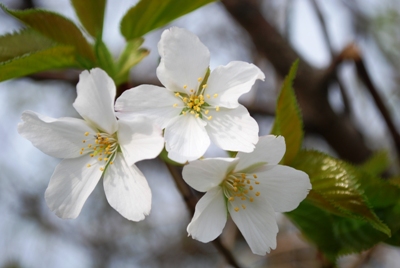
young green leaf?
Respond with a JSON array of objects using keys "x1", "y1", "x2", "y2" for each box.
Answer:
[
  {"x1": 0, "y1": 29, "x2": 55, "y2": 62},
  {"x1": 0, "y1": 46, "x2": 79, "y2": 82},
  {"x1": 120, "y1": 0, "x2": 215, "y2": 40},
  {"x1": 1, "y1": 5, "x2": 96, "y2": 62},
  {"x1": 70, "y1": 0, "x2": 106, "y2": 39},
  {"x1": 270, "y1": 59, "x2": 304, "y2": 164},
  {"x1": 359, "y1": 150, "x2": 389, "y2": 176},
  {"x1": 114, "y1": 38, "x2": 149, "y2": 85},
  {"x1": 292, "y1": 150, "x2": 391, "y2": 236}
]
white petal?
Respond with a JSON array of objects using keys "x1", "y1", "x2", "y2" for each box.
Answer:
[
  {"x1": 18, "y1": 111, "x2": 97, "y2": 159},
  {"x1": 103, "y1": 153, "x2": 151, "y2": 221},
  {"x1": 206, "y1": 61, "x2": 265, "y2": 108},
  {"x1": 253, "y1": 165, "x2": 311, "y2": 212},
  {"x1": 157, "y1": 27, "x2": 210, "y2": 94},
  {"x1": 187, "y1": 187, "x2": 227, "y2": 243},
  {"x1": 182, "y1": 158, "x2": 239, "y2": 192},
  {"x1": 205, "y1": 105, "x2": 258, "y2": 153},
  {"x1": 45, "y1": 154, "x2": 102, "y2": 219},
  {"x1": 235, "y1": 135, "x2": 285, "y2": 172},
  {"x1": 229, "y1": 196, "x2": 278, "y2": 255},
  {"x1": 117, "y1": 118, "x2": 164, "y2": 166},
  {"x1": 164, "y1": 115, "x2": 210, "y2": 163},
  {"x1": 115, "y1": 85, "x2": 181, "y2": 129},
  {"x1": 73, "y1": 68, "x2": 118, "y2": 134}
]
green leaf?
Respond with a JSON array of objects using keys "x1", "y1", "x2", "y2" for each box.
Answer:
[
  {"x1": 1, "y1": 4, "x2": 96, "y2": 62},
  {"x1": 120, "y1": 0, "x2": 215, "y2": 40},
  {"x1": 292, "y1": 150, "x2": 391, "y2": 236},
  {"x1": 359, "y1": 150, "x2": 389, "y2": 176},
  {"x1": 71, "y1": 0, "x2": 106, "y2": 39},
  {"x1": 95, "y1": 40, "x2": 116, "y2": 79},
  {"x1": 0, "y1": 45, "x2": 79, "y2": 82},
  {"x1": 287, "y1": 200, "x2": 399, "y2": 260},
  {"x1": 0, "y1": 28, "x2": 56, "y2": 62},
  {"x1": 270, "y1": 60, "x2": 303, "y2": 164},
  {"x1": 114, "y1": 38, "x2": 149, "y2": 85}
]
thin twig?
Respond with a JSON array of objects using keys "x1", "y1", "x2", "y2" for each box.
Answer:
[
  {"x1": 165, "y1": 162, "x2": 242, "y2": 268},
  {"x1": 354, "y1": 57, "x2": 400, "y2": 160},
  {"x1": 309, "y1": 0, "x2": 351, "y2": 114}
]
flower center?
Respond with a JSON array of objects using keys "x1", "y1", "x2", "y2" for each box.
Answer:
[
  {"x1": 222, "y1": 172, "x2": 261, "y2": 212},
  {"x1": 80, "y1": 131, "x2": 118, "y2": 172},
  {"x1": 172, "y1": 77, "x2": 220, "y2": 120}
]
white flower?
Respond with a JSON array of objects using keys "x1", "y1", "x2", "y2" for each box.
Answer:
[
  {"x1": 182, "y1": 135, "x2": 311, "y2": 255},
  {"x1": 18, "y1": 68, "x2": 164, "y2": 221},
  {"x1": 115, "y1": 27, "x2": 264, "y2": 163}
]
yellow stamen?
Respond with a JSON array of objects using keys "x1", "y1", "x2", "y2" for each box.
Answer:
[
  {"x1": 207, "y1": 116, "x2": 212, "y2": 120},
  {"x1": 82, "y1": 140, "x2": 86, "y2": 143},
  {"x1": 206, "y1": 94, "x2": 210, "y2": 98},
  {"x1": 100, "y1": 167, "x2": 104, "y2": 171},
  {"x1": 175, "y1": 92, "x2": 180, "y2": 97},
  {"x1": 242, "y1": 204, "x2": 246, "y2": 209},
  {"x1": 90, "y1": 154, "x2": 94, "y2": 157},
  {"x1": 234, "y1": 207, "x2": 240, "y2": 212},
  {"x1": 228, "y1": 197, "x2": 234, "y2": 201},
  {"x1": 173, "y1": 103, "x2": 178, "y2": 108},
  {"x1": 110, "y1": 161, "x2": 114, "y2": 165},
  {"x1": 195, "y1": 114, "x2": 199, "y2": 118},
  {"x1": 202, "y1": 84, "x2": 207, "y2": 88},
  {"x1": 87, "y1": 164, "x2": 91, "y2": 168},
  {"x1": 255, "y1": 181, "x2": 260, "y2": 185},
  {"x1": 183, "y1": 85, "x2": 187, "y2": 89},
  {"x1": 249, "y1": 186, "x2": 253, "y2": 190},
  {"x1": 84, "y1": 132, "x2": 89, "y2": 136},
  {"x1": 213, "y1": 93, "x2": 218, "y2": 98},
  {"x1": 197, "y1": 77, "x2": 202, "y2": 82},
  {"x1": 204, "y1": 110, "x2": 209, "y2": 115},
  {"x1": 250, "y1": 197, "x2": 254, "y2": 202},
  {"x1": 216, "y1": 106, "x2": 220, "y2": 112},
  {"x1": 253, "y1": 174, "x2": 258, "y2": 178},
  {"x1": 256, "y1": 192, "x2": 260, "y2": 196}
]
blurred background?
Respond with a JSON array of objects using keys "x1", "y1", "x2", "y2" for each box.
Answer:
[{"x1": 1, "y1": 0, "x2": 400, "y2": 267}]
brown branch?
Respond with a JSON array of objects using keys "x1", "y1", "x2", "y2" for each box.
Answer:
[{"x1": 165, "y1": 162, "x2": 242, "y2": 268}]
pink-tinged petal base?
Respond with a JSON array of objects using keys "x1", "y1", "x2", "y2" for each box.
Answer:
[
  {"x1": 103, "y1": 153, "x2": 152, "y2": 222},
  {"x1": 45, "y1": 154, "x2": 102, "y2": 219},
  {"x1": 187, "y1": 187, "x2": 227, "y2": 243}
]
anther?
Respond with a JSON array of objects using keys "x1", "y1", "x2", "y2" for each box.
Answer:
[
  {"x1": 255, "y1": 181, "x2": 260, "y2": 185},
  {"x1": 90, "y1": 154, "x2": 94, "y2": 157},
  {"x1": 213, "y1": 94, "x2": 218, "y2": 98},
  {"x1": 175, "y1": 92, "x2": 180, "y2": 97},
  {"x1": 197, "y1": 77, "x2": 202, "y2": 82},
  {"x1": 206, "y1": 94, "x2": 210, "y2": 98},
  {"x1": 216, "y1": 106, "x2": 220, "y2": 111},
  {"x1": 88, "y1": 144, "x2": 92, "y2": 148},
  {"x1": 80, "y1": 151, "x2": 83, "y2": 155},
  {"x1": 202, "y1": 84, "x2": 207, "y2": 88},
  {"x1": 87, "y1": 164, "x2": 91, "y2": 168},
  {"x1": 207, "y1": 116, "x2": 212, "y2": 120},
  {"x1": 242, "y1": 204, "x2": 246, "y2": 209},
  {"x1": 195, "y1": 114, "x2": 199, "y2": 118},
  {"x1": 253, "y1": 174, "x2": 258, "y2": 178},
  {"x1": 82, "y1": 140, "x2": 86, "y2": 143},
  {"x1": 173, "y1": 103, "x2": 178, "y2": 108},
  {"x1": 233, "y1": 187, "x2": 238, "y2": 192},
  {"x1": 190, "y1": 89, "x2": 194, "y2": 93},
  {"x1": 183, "y1": 85, "x2": 187, "y2": 89},
  {"x1": 256, "y1": 192, "x2": 260, "y2": 196},
  {"x1": 110, "y1": 161, "x2": 114, "y2": 165},
  {"x1": 228, "y1": 197, "x2": 234, "y2": 201},
  {"x1": 98, "y1": 157, "x2": 103, "y2": 161},
  {"x1": 250, "y1": 197, "x2": 254, "y2": 202},
  {"x1": 100, "y1": 167, "x2": 104, "y2": 171},
  {"x1": 241, "y1": 197, "x2": 246, "y2": 200},
  {"x1": 247, "y1": 179, "x2": 250, "y2": 184},
  {"x1": 84, "y1": 132, "x2": 89, "y2": 136},
  {"x1": 234, "y1": 207, "x2": 240, "y2": 212},
  {"x1": 204, "y1": 110, "x2": 209, "y2": 115},
  {"x1": 249, "y1": 186, "x2": 253, "y2": 190}
]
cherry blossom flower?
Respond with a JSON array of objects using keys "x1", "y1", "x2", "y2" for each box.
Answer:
[
  {"x1": 115, "y1": 27, "x2": 264, "y2": 163},
  {"x1": 18, "y1": 68, "x2": 164, "y2": 221},
  {"x1": 182, "y1": 135, "x2": 311, "y2": 255}
]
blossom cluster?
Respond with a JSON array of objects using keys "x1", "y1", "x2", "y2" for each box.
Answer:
[{"x1": 18, "y1": 27, "x2": 311, "y2": 255}]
